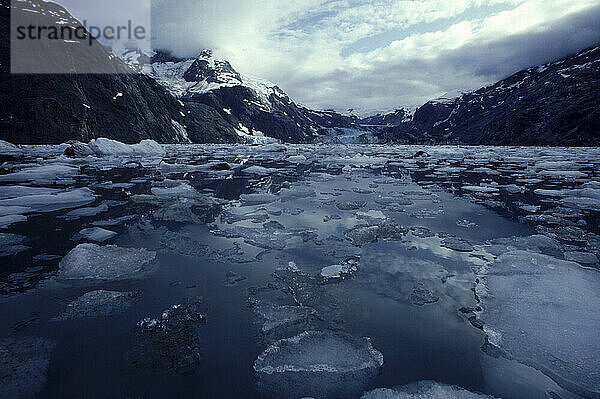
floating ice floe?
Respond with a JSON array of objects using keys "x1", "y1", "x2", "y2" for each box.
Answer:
[
  {"x1": 58, "y1": 243, "x2": 156, "y2": 281},
  {"x1": 152, "y1": 199, "x2": 202, "y2": 224},
  {"x1": 441, "y1": 236, "x2": 475, "y2": 252},
  {"x1": 478, "y1": 250, "x2": 600, "y2": 396},
  {"x1": 564, "y1": 251, "x2": 599, "y2": 266},
  {"x1": 361, "y1": 381, "x2": 493, "y2": 398},
  {"x1": 0, "y1": 140, "x2": 23, "y2": 159},
  {"x1": 252, "y1": 301, "x2": 315, "y2": 333},
  {"x1": 260, "y1": 143, "x2": 287, "y2": 152},
  {"x1": 336, "y1": 201, "x2": 367, "y2": 211},
  {"x1": 320, "y1": 256, "x2": 360, "y2": 281},
  {"x1": 0, "y1": 214, "x2": 27, "y2": 228},
  {"x1": 65, "y1": 203, "x2": 109, "y2": 218},
  {"x1": 151, "y1": 182, "x2": 201, "y2": 199},
  {"x1": 128, "y1": 301, "x2": 206, "y2": 375},
  {"x1": 0, "y1": 186, "x2": 62, "y2": 199},
  {"x1": 66, "y1": 138, "x2": 166, "y2": 158},
  {"x1": 345, "y1": 223, "x2": 408, "y2": 246},
  {"x1": 74, "y1": 227, "x2": 117, "y2": 243},
  {"x1": 0, "y1": 164, "x2": 80, "y2": 185},
  {"x1": 0, "y1": 233, "x2": 29, "y2": 257},
  {"x1": 0, "y1": 188, "x2": 96, "y2": 213},
  {"x1": 254, "y1": 330, "x2": 384, "y2": 399},
  {"x1": 52, "y1": 290, "x2": 140, "y2": 321},
  {"x1": 239, "y1": 193, "x2": 278, "y2": 206},
  {"x1": 0, "y1": 336, "x2": 57, "y2": 399}
]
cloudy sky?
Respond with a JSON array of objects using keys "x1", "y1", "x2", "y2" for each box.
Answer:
[{"x1": 61, "y1": 0, "x2": 600, "y2": 114}]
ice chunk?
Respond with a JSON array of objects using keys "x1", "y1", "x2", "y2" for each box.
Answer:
[
  {"x1": 0, "y1": 188, "x2": 96, "y2": 213},
  {"x1": 478, "y1": 250, "x2": 600, "y2": 396},
  {"x1": 320, "y1": 256, "x2": 360, "y2": 281},
  {"x1": 128, "y1": 301, "x2": 206, "y2": 375},
  {"x1": 441, "y1": 237, "x2": 474, "y2": 252},
  {"x1": 361, "y1": 381, "x2": 493, "y2": 398},
  {"x1": 0, "y1": 214, "x2": 27, "y2": 228},
  {"x1": 241, "y1": 165, "x2": 273, "y2": 175},
  {"x1": 336, "y1": 201, "x2": 367, "y2": 211},
  {"x1": 52, "y1": 290, "x2": 140, "y2": 321},
  {"x1": 91, "y1": 215, "x2": 138, "y2": 227},
  {"x1": 254, "y1": 331, "x2": 383, "y2": 399},
  {"x1": 487, "y1": 235, "x2": 561, "y2": 257},
  {"x1": 410, "y1": 283, "x2": 440, "y2": 306},
  {"x1": 75, "y1": 227, "x2": 117, "y2": 243},
  {"x1": 152, "y1": 199, "x2": 202, "y2": 224},
  {"x1": 260, "y1": 143, "x2": 287, "y2": 152},
  {"x1": 0, "y1": 186, "x2": 62, "y2": 199},
  {"x1": 0, "y1": 233, "x2": 29, "y2": 257},
  {"x1": 58, "y1": 243, "x2": 156, "y2": 281},
  {"x1": 0, "y1": 205, "x2": 32, "y2": 216},
  {"x1": 462, "y1": 185, "x2": 499, "y2": 193},
  {"x1": 85, "y1": 138, "x2": 166, "y2": 157},
  {"x1": 0, "y1": 139, "x2": 23, "y2": 159},
  {"x1": 0, "y1": 336, "x2": 57, "y2": 399},
  {"x1": 253, "y1": 302, "x2": 315, "y2": 333},
  {"x1": 345, "y1": 223, "x2": 408, "y2": 246},
  {"x1": 564, "y1": 251, "x2": 599, "y2": 266},
  {"x1": 151, "y1": 182, "x2": 201, "y2": 199},
  {"x1": 65, "y1": 203, "x2": 109, "y2": 218},
  {"x1": 0, "y1": 164, "x2": 80, "y2": 184},
  {"x1": 239, "y1": 193, "x2": 278, "y2": 206}
]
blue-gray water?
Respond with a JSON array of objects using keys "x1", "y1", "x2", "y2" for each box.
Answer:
[{"x1": 1, "y1": 145, "x2": 599, "y2": 399}]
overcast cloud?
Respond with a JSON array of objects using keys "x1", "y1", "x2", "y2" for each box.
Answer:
[{"x1": 59, "y1": 0, "x2": 600, "y2": 114}]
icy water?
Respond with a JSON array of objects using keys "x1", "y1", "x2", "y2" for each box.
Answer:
[{"x1": 1, "y1": 144, "x2": 599, "y2": 399}]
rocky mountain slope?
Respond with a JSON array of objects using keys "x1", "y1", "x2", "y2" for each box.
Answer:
[
  {"x1": 0, "y1": 0, "x2": 200, "y2": 144},
  {"x1": 384, "y1": 45, "x2": 600, "y2": 146},
  {"x1": 127, "y1": 49, "x2": 319, "y2": 143}
]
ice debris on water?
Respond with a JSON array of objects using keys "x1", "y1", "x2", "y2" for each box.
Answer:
[
  {"x1": 0, "y1": 139, "x2": 23, "y2": 160},
  {"x1": 65, "y1": 138, "x2": 166, "y2": 158},
  {"x1": 0, "y1": 188, "x2": 96, "y2": 213},
  {"x1": 478, "y1": 250, "x2": 600, "y2": 396},
  {"x1": 252, "y1": 301, "x2": 316, "y2": 333},
  {"x1": 0, "y1": 336, "x2": 57, "y2": 399},
  {"x1": 52, "y1": 290, "x2": 140, "y2": 321},
  {"x1": 320, "y1": 256, "x2": 360, "y2": 282},
  {"x1": 441, "y1": 236, "x2": 475, "y2": 252},
  {"x1": 74, "y1": 227, "x2": 117, "y2": 243},
  {"x1": 410, "y1": 283, "x2": 440, "y2": 306},
  {"x1": 361, "y1": 381, "x2": 494, "y2": 399},
  {"x1": 254, "y1": 330, "x2": 384, "y2": 399},
  {"x1": 0, "y1": 233, "x2": 29, "y2": 257},
  {"x1": 0, "y1": 164, "x2": 79, "y2": 185},
  {"x1": 128, "y1": 301, "x2": 206, "y2": 375},
  {"x1": 336, "y1": 201, "x2": 368, "y2": 211},
  {"x1": 224, "y1": 271, "x2": 247, "y2": 286},
  {"x1": 58, "y1": 243, "x2": 156, "y2": 281}
]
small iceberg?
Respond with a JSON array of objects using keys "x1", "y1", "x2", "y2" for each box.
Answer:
[
  {"x1": 58, "y1": 243, "x2": 156, "y2": 281},
  {"x1": 254, "y1": 330, "x2": 383, "y2": 399}
]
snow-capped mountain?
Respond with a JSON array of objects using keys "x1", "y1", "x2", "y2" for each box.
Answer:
[
  {"x1": 0, "y1": 0, "x2": 191, "y2": 144},
  {"x1": 118, "y1": 48, "x2": 381, "y2": 144},
  {"x1": 382, "y1": 45, "x2": 600, "y2": 145},
  {"x1": 116, "y1": 49, "x2": 314, "y2": 143}
]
